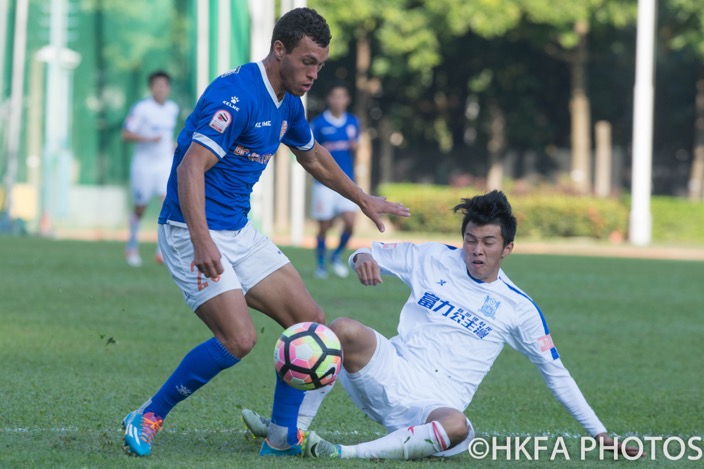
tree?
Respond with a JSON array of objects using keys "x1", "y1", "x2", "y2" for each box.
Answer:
[{"x1": 663, "y1": 0, "x2": 704, "y2": 200}]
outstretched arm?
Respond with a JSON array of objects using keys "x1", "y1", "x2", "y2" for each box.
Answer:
[
  {"x1": 536, "y1": 360, "x2": 642, "y2": 458},
  {"x1": 291, "y1": 142, "x2": 410, "y2": 232}
]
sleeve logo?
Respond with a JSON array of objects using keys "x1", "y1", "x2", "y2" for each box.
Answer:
[
  {"x1": 538, "y1": 334, "x2": 554, "y2": 352},
  {"x1": 209, "y1": 110, "x2": 232, "y2": 134}
]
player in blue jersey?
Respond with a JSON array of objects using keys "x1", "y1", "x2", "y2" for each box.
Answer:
[
  {"x1": 242, "y1": 191, "x2": 640, "y2": 460},
  {"x1": 121, "y1": 7, "x2": 409, "y2": 458},
  {"x1": 309, "y1": 82, "x2": 359, "y2": 279}
]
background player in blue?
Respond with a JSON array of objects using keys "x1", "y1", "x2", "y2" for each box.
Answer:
[
  {"x1": 309, "y1": 82, "x2": 360, "y2": 279},
  {"x1": 121, "y1": 7, "x2": 409, "y2": 458},
  {"x1": 242, "y1": 191, "x2": 640, "y2": 460}
]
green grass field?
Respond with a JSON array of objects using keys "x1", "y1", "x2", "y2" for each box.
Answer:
[{"x1": 1, "y1": 236, "x2": 702, "y2": 468}]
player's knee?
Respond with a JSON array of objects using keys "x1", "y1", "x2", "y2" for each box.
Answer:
[
  {"x1": 441, "y1": 413, "x2": 472, "y2": 446},
  {"x1": 328, "y1": 317, "x2": 363, "y2": 346},
  {"x1": 218, "y1": 331, "x2": 257, "y2": 358}
]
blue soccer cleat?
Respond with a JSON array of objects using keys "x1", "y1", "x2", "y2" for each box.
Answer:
[
  {"x1": 122, "y1": 410, "x2": 164, "y2": 457},
  {"x1": 259, "y1": 429, "x2": 306, "y2": 456}
]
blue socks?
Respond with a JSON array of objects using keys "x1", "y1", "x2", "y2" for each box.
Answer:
[
  {"x1": 332, "y1": 231, "x2": 352, "y2": 260},
  {"x1": 270, "y1": 373, "x2": 305, "y2": 446},
  {"x1": 316, "y1": 236, "x2": 326, "y2": 267},
  {"x1": 144, "y1": 337, "x2": 240, "y2": 419}
]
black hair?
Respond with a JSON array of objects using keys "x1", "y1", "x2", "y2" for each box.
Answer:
[
  {"x1": 148, "y1": 70, "x2": 171, "y2": 86},
  {"x1": 325, "y1": 80, "x2": 351, "y2": 97},
  {"x1": 271, "y1": 7, "x2": 331, "y2": 52},
  {"x1": 453, "y1": 190, "x2": 517, "y2": 246}
]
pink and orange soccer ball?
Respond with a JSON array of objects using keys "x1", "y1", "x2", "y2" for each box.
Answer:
[{"x1": 274, "y1": 322, "x2": 343, "y2": 391}]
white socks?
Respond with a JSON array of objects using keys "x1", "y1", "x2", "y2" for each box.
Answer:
[
  {"x1": 341, "y1": 421, "x2": 450, "y2": 460},
  {"x1": 297, "y1": 382, "x2": 335, "y2": 431}
]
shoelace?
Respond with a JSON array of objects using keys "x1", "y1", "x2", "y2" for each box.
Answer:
[{"x1": 140, "y1": 413, "x2": 164, "y2": 443}]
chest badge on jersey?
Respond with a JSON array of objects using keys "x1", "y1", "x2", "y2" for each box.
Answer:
[
  {"x1": 479, "y1": 295, "x2": 500, "y2": 319},
  {"x1": 279, "y1": 120, "x2": 288, "y2": 139},
  {"x1": 209, "y1": 110, "x2": 232, "y2": 134}
]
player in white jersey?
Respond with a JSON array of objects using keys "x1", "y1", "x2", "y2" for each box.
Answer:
[
  {"x1": 242, "y1": 191, "x2": 640, "y2": 460},
  {"x1": 122, "y1": 71, "x2": 179, "y2": 267}
]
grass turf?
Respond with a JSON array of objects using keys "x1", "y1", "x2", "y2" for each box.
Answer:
[{"x1": 0, "y1": 236, "x2": 702, "y2": 468}]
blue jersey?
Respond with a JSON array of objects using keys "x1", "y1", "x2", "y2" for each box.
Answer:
[
  {"x1": 310, "y1": 110, "x2": 359, "y2": 182},
  {"x1": 159, "y1": 62, "x2": 314, "y2": 230}
]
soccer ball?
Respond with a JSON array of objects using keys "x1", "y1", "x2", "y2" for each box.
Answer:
[{"x1": 274, "y1": 322, "x2": 343, "y2": 391}]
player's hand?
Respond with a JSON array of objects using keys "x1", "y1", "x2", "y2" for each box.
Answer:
[
  {"x1": 191, "y1": 237, "x2": 224, "y2": 280},
  {"x1": 353, "y1": 253, "x2": 382, "y2": 286},
  {"x1": 595, "y1": 433, "x2": 643, "y2": 458},
  {"x1": 359, "y1": 194, "x2": 410, "y2": 233}
]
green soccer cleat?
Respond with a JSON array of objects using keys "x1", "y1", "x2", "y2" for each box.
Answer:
[
  {"x1": 241, "y1": 408, "x2": 270, "y2": 438},
  {"x1": 122, "y1": 410, "x2": 163, "y2": 457},
  {"x1": 305, "y1": 430, "x2": 342, "y2": 459}
]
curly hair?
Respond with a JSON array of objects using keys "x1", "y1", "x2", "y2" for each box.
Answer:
[
  {"x1": 271, "y1": 7, "x2": 331, "y2": 52},
  {"x1": 453, "y1": 190, "x2": 517, "y2": 246}
]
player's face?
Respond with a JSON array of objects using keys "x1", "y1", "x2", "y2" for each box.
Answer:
[
  {"x1": 150, "y1": 77, "x2": 171, "y2": 104},
  {"x1": 278, "y1": 36, "x2": 329, "y2": 97},
  {"x1": 327, "y1": 87, "x2": 350, "y2": 116},
  {"x1": 462, "y1": 222, "x2": 513, "y2": 283}
]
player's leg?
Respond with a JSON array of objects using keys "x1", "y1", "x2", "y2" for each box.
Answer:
[
  {"x1": 123, "y1": 225, "x2": 249, "y2": 456},
  {"x1": 310, "y1": 183, "x2": 336, "y2": 279},
  {"x1": 315, "y1": 219, "x2": 333, "y2": 278},
  {"x1": 126, "y1": 163, "x2": 150, "y2": 266},
  {"x1": 312, "y1": 408, "x2": 470, "y2": 459},
  {"x1": 330, "y1": 204, "x2": 356, "y2": 278},
  {"x1": 245, "y1": 264, "x2": 326, "y2": 454}
]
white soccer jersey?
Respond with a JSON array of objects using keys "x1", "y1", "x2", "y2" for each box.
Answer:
[
  {"x1": 124, "y1": 97, "x2": 179, "y2": 166},
  {"x1": 353, "y1": 241, "x2": 607, "y2": 436}
]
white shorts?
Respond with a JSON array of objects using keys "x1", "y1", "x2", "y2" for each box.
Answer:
[
  {"x1": 310, "y1": 183, "x2": 358, "y2": 221},
  {"x1": 130, "y1": 159, "x2": 171, "y2": 205},
  {"x1": 158, "y1": 221, "x2": 290, "y2": 310},
  {"x1": 339, "y1": 330, "x2": 474, "y2": 457}
]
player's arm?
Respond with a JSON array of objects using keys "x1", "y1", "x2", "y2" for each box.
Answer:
[
  {"x1": 350, "y1": 249, "x2": 382, "y2": 286},
  {"x1": 121, "y1": 128, "x2": 160, "y2": 143},
  {"x1": 290, "y1": 142, "x2": 410, "y2": 232},
  {"x1": 534, "y1": 360, "x2": 642, "y2": 458},
  {"x1": 176, "y1": 142, "x2": 222, "y2": 279}
]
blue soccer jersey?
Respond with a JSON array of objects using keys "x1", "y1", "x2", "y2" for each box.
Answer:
[
  {"x1": 159, "y1": 62, "x2": 315, "y2": 230},
  {"x1": 310, "y1": 110, "x2": 359, "y2": 181}
]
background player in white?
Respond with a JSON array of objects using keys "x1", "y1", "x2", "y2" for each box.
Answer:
[
  {"x1": 243, "y1": 190, "x2": 639, "y2": 460},
  {"x1": 309, "y1": 82, "x2": 359, "y2": 279},
  {"x1": 121, "y1": 8, "x2": 409, "y2": 458},
  {"x1": 122, "y1": 71, "x2": 179, "y2": 267}
]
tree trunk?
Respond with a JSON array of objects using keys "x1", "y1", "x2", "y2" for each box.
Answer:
[
  {"x1": 688, "y1": 79, "x2": 704, "y2": 201},
  {"x1": 486, "y1": 100, "x2": 506, "y2": 190},
  {"x1": 569, "y1": 19, "x2": 592, "y2": 194},
  {"x1": 354, "y1": 29, "x2": 372, "y2": 196}
]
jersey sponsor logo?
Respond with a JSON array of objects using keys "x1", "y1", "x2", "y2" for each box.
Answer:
[
  {"x1": 234, "y1": 145, "x2": 274, "y2": 165},
  {"x1": 255, "y1": 120, "x2": 271, "y2": 128},
  {"x1": 222, "y1": 96, "x2": 240, "y2": 111},
  {"x1": 479, "y1": 295, "x2": 501, "y2": 319},
  {"x1": 537, "y1": 334, "x2": 554, "y2": 352},
  {"x1": 322, "y1": 140, "x2": 351, "y2": 152},
  {"x1": 279, "y1": 120, "x2": 288, "y2": 139},
  {"x1": 209, "y1": 110, "x2": 232, "y2": 134},
  {"x1": 418, "y1": 291, "x2": 493, "y2": 339}
]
